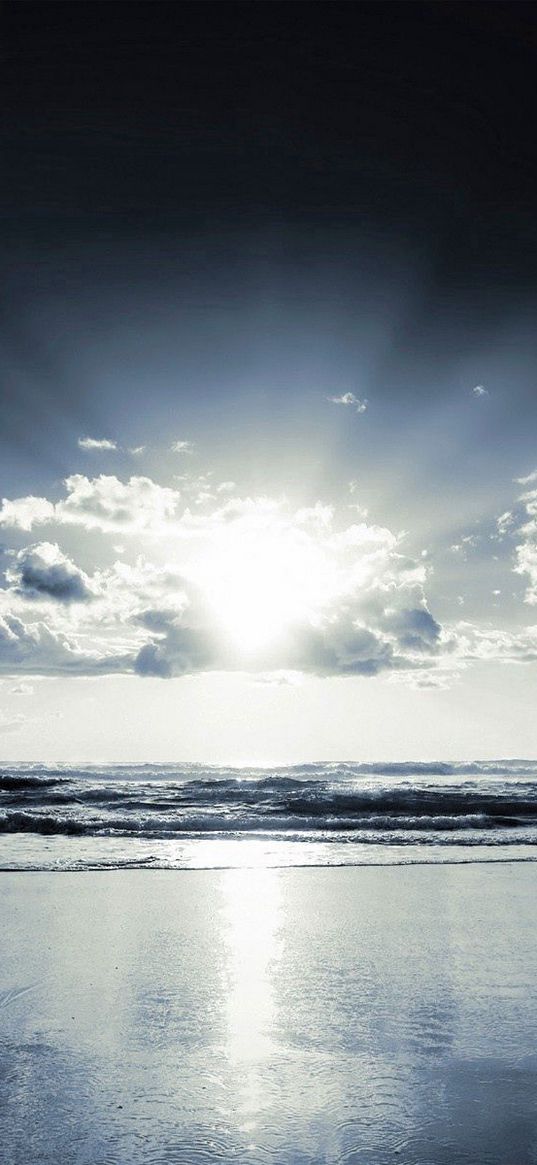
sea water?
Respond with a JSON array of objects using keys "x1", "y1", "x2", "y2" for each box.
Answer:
[{"x1": 1, "y1": 759, "x2": 537, "y2": 870}]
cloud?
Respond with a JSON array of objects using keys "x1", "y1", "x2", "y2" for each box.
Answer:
[
  {"x1": 170, "y1": 440, "x2": 195, "y2": 453},
  {"x1": 514, "y1": 503, "x2": 537, "y2": 604},
  {"x1": 132, "y1": 603, "x2": 216, "y2": 678},
  {"x1": 129, "y1": 445, "x2": 146, "y2": 456},
  {"x1": 172, "y1": 471, "x2": 217, "y2": 506},
  {"x1": 500, "y1": 477, "x2": 537, "y2": 603},
  {"x1": 472, "y1": 385, "x2": 489, "y2": 397},
  {"x1": 0, "y1": 613, "x2": 131, "y2": 676},
  {"x1": 56, "y1": 475, "x2": 179, "y2": 533},
  {"x1": 327, "y1": 392, "x2": 368, "y2": 413},
  {"x1": 123, "y1": 509, "x2": 444, "y2": 681},
  {"x1": 0, "y1": 475, "x2": 180, "y2": 534},
  {"x1": 454, "y1": 622, "x2": 537, "y2": 664},
  {"x1": 516, "y1": 469, "x2": 537, "y2": 486},
  {"x1": 6, "y1": 543, "x2": 93, "y2": 603},
  {"x1": 134, "y1": 627, "x2": 213, "y2": 678},
  {"x1": 0, "y1": 496, "x2": 55, "y2": 532},
  {"x1": 78, "y1": 437, "x2": 118, "y2": 451},
  {"x1": 3, "y1": 476, "x2": 532, "y2": 684},
  {"x1": 134, "y1": 642, "x2": 173, "y2": 678},
  {"x1": 129, "y1": 602, "x2": 402, "y2": 680},
  {"x1": 496, "y1": 510, "x2": 514, "y2": 537},
  {"x1": 450, "y1": 534, "x2": 479, "y2": 556},
  {"x1": 382, "y1": 606, "x2": 442, "y2": 653}
]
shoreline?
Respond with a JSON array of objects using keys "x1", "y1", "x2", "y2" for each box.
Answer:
[{"x1": 1, "y1": 851, "x2": 537, "y2": 873}]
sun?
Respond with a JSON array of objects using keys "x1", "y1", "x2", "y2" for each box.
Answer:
[{"x1": 194, "y1": 522, "x2": 334, "y2": 655}]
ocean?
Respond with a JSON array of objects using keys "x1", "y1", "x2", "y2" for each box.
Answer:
[
  {"x1": 3, "y1": 765, "x2": 537, "y2": 1163},
  {"x1": 2, "y1": 759, "x2": 537, "y2": 871}
]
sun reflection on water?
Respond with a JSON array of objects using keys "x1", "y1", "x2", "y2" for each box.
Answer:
[
  {"x1": 221, "y1": 867, "x2": 282, "y2": 1136},
  {"x1": 222, "y1": 867, "x2": 282, "y2": 1063}
]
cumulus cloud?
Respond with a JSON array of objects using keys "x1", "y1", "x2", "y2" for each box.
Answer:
[
  {"x1": 0, "y1": 496, "x2": 55, "y2": 532},
  {"x1": 327, "y1": 392, "x2": 368, "y2": 412},
  {"x1": 0, "y1": 613, "x2": 130, "y2": 676},
  {"x1": 6, "y1": 543, "x2": 93, "y2": 603},
  {"x1": 382, "y1": 607, "x2": 442, "y2": 653},
  {"x1": 472, "y1": 385, "x2": 489, "y2": 397},
  {"x1": 78, "y1": 437, "x2": 117, "y2": 451},
  {"x1": 56, "y1": 475, "x2": 179, "y2": 532},
  {"x1": 134, "y1": 622, "x2": 214, "y2": 678},
  {"x1": 0, "y1": 475, "x2": 180, "y2": 534},
  {"x1": 129, "y1": 602, "x2": 401, "y2": 680}
]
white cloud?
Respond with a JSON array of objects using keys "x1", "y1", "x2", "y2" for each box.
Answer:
[
  {"x1": 0, "y1": 475, "x2": 180, "y2": 534},
  {"x1": 170, "y1": 440, "x2": 195, "y2": 454},
  {"x1": 450, "y1": 534, "x2": 478, "y2": 556},
  {"x1": 516, "y1": 468, "x2": 537, "y2": 486},
  {"x1": 453, "y1": 621, "x2": 537, "y2": 663},
  {"x1": 78, "y1": 437, "x2": 118, "y2": 451},
  {"x1": 496, "y1": 510, "x2": 514, "y2": 537},
  {"x1": 327, "y1": 392, "x2": 368, "y2": 413},
  {"x1": 56, "y1": 475, "x2": 179, "y2": 533},
  {"x1": 347, "y1": 481, "x2": 368, "y2": 517},
  {"x1": 503, "y1": 478, "x2": 537, "y2": 604},
  {"x1": 129, "y1": 445, "x2": 146, "y2": 456},
  {"x1": 472, "y1": 385, "x2": 489, "y2": 397},
  {"x1": 0, "y1": 495, "x2": 55, "y2": 532}
]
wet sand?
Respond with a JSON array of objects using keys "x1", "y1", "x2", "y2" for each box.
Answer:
[{"x1": 1, "y1": 864, "x2": 537, "y2": 1164}]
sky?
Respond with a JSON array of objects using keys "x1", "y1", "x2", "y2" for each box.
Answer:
[{"x1": 1, "y1": 1, "x2": 537, "y2": 762}]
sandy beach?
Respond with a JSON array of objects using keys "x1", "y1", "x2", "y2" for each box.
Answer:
[{"x1": 1, "y1": 863, "x2": 537, "y2": 1164}]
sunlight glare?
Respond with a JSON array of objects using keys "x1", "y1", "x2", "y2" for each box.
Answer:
[{"x1": 198, "y1": 526, "x2": 334, "y2": 653}]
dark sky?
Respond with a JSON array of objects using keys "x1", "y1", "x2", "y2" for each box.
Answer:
[
  {"x1": 1, "y1": 1, "x2": 537, "y2": 502},
  {"x1": 2, "y1": 0, "x2": 537, "y2": 275}
]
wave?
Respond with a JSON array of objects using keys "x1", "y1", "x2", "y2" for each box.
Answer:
[
  {"x1": 1, "y1": 761, "x2": 537, "y2": 849},
  {"x1": 1, "y1": 811, "x2": 536, "y2": 844},
  {"x1": 0, "y1": 773, "x2": 67, "y2": 790},
  {"x1": 4, "y1": 759, "x2": 537, "y2": 783}
]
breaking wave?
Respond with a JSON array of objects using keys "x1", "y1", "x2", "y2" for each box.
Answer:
[{"x1": 1, "y1": 761, "x2": 537, "y2": 852}]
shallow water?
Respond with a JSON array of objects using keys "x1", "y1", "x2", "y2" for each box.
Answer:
[{"x1": 1, "y1": 864, "x2": 537, "y2": 1164}]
